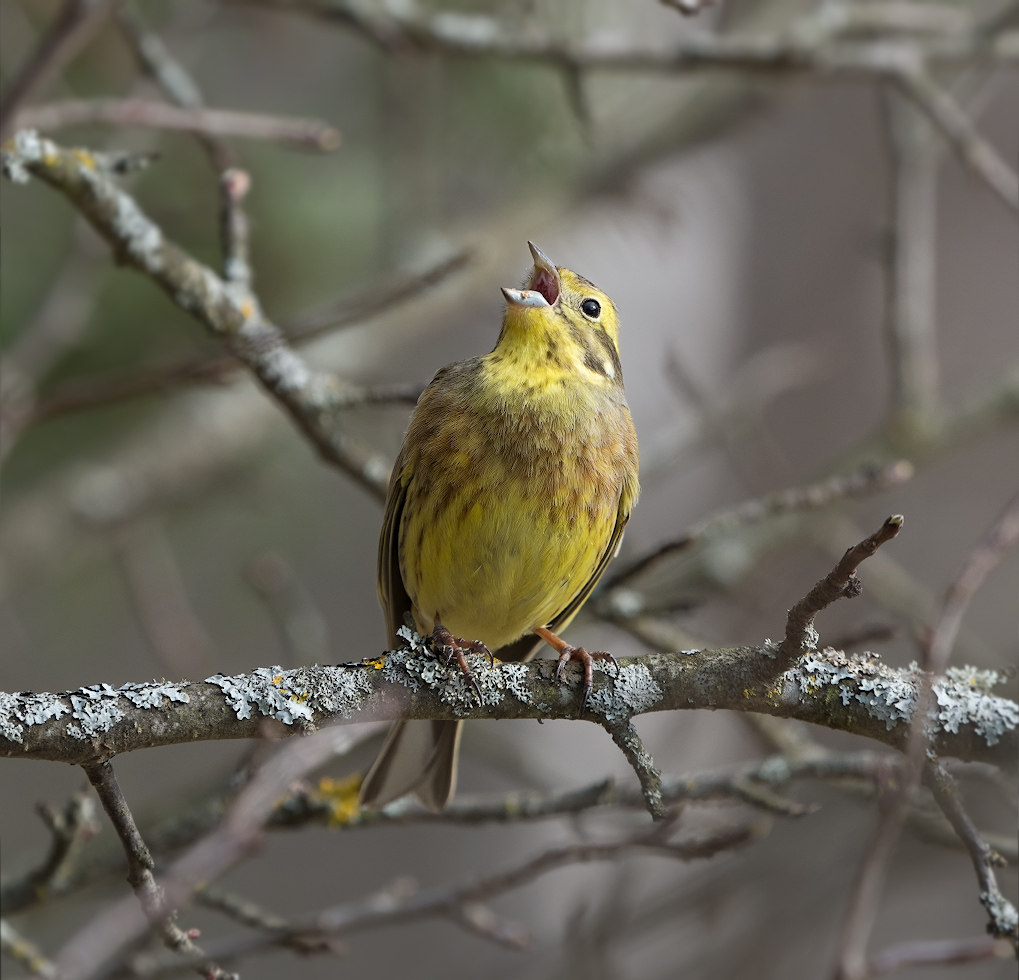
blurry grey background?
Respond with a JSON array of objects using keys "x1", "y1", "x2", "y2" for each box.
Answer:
[{"x1": 1, "y1": 0, "x2": 1017, "y2": 976}]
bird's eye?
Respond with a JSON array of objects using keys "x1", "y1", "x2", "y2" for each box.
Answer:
[{"x1": 581, "y1": 298, "x2": 601, "y2": 319}]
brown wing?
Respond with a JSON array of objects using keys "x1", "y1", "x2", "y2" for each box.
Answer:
[
  {"x1": 494, "y1": 498, "x2": 631, "y2": 664},
  {"x1": 377, "y1": 447, "x2": 413, "y2": 649}
]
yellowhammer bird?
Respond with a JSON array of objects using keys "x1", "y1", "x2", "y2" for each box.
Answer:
[{"x1": 359, "y1": 242, "x2": 639, "y2": 812}]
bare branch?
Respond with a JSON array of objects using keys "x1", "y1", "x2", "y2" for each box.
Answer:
[
  {"x1": 777, "y1": 515, "x2": 903, "y2": 671},
  {"x1": 601, "y1": 718, "x2": 666, "y2": 819},
  {"x1": 13, "y1": 99, "x2": 342, "y2": 151},
  {"x1": 1, "y1": 132, "x2": 391, "y2": 500},
  {"x1": 171, "y1": 820, "x2": 764, "y2": 971},
  {"x1": 870, "y1": 936, "x2": 1011, "y2": 975},
  {"x1": 229, "y1": 0, "x2": 1019, "y2": 208},
  {"x1": 894, "y1": 66, "x2": 1019, "y2": 212},
  {"x1": 0, "y1": 0, "x2": 125, "y2": 141},
  {"x1": 925, "y1": 759, "x2": 1018, "y2": 942},
  {"x1": 600, "y1": 462, "x2": 913, "y2": 608},
  {"x1": 56, "y1": 725, "x2": 383, "y2": 978},
  {"x1": 0, "y1": 789, "x2": 99, "y2": 914},
  {"x1": 82, "y1": 761, "x2": 235, "y2": 979},
  {"x1": 926, "y1": 490, "x2": 1019, "y2": 674},
  {"x1": 881, "y1": 88, "x2": 941, "y2": 439},
  {"x1": 24, "y1": 248, "x2": 469, "y2": 424},
  {"x1": 835, "y1": 494, "x2": 1019, "y2": 978}
]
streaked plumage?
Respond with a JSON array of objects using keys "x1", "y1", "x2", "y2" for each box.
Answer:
[{"x1": 360, "y1": 243, "x2": 639, "y2": 812}]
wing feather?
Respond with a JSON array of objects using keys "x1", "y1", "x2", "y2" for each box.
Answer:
[{"x1": 377, "y1": 448, "x2": 412, "y2": 649}]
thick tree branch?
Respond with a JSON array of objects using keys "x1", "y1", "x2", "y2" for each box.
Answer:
[{"x1": 2, "y1": 639, "x2": 1015, "y2": 769}]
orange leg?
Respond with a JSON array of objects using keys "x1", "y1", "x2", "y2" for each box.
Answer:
[
  {"x1": 431, "y1": 620, "x2": 492, "y2": 701},
  {"x1": 534, "y1": 626, "x2": 617, "y2": 716}
]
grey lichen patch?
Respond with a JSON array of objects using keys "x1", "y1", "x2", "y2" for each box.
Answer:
[
  {"x1": 587, "y1": 663, "x2": 663, "y2": 724},
  {"x1": 935, "y1": 668, "x2": 1018, "y2": 747},
  {"x1": 793, "y1": 650, "x2": 1019, "y2": 745},
  {"x1": 0, "y1": 680, "x2": 189, "y2": 743},
  {"x1": 207, "y1": 665, "x2": 373, "y2": 725},
  {"x1": 106, "y1": 186, "x2": 163, "y2": 272},
  {"x1": 1, "y1": 129, "x2": 44, "y2": 183},
  {"x1": 380, "y1": 627, "x2": 531, "y2": 716},
  {"x1": 67, "y1": 681, "x2": 190, "y2": 740},
  {"x1": 0, "y1": 691, "x2": 69, "y2": 743},
  {"x1": 981, "y1": 889, "x2": 1019, "y2": 938}
]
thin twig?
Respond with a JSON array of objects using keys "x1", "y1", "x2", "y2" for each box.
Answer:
[
  {"x1": 0, "y1": 790, "x2": 99, "y2": 914},
  {"x1": 23, "y1": 247, "x2": 470, "y2": 424},
  {"x1": 924, "y1": 759, "x2": 1018, "y2": 942},
  {"x1": 0, "y1": 0, "x2": 125, "y2": 141},
  {"x1": 894, "y1": 66, "x2": 1019, "y2": 212},
  {"x1": 601, "y1": 463, "x2": 913, "y2": 604},
  {"x1": 152, "y1": 820, "x2": 764, "y2": 971},
  {"x1": 12, "y1": 98, "x2": 342, "y2": 150},
  {"x1": 601, "y1": 718, "x2": 667, "y2": 819},
  {"x1": 56, "y1": 725, "x2": 367, "y2": 979},
  {"x1": 777, "y1": 515, "x2": 904, "y2": 671},
  {"x1": 881, "y1": 88, "x2": 941, "y2": 439},
  {"x1": 925, "y1": 490, "x2": 1019, "y2": 674},
  {"x1": 870, "y1": 935, "x2": 1010, "y2": 974},
  {"x1": 81, "y1": 761, "x2": 235, "y2": 979}
]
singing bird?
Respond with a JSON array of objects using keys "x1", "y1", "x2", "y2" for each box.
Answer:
[{"x1": 359, "y1": 243, "x2": 639, "y2": 812}]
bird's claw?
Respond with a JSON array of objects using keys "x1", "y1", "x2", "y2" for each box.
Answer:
[
  {"x1": 553, "y1": 646, "x2": 614, "y2": 716},
  {"x1": 431, "y1": 625, "x2": 485, "y2": 702}
]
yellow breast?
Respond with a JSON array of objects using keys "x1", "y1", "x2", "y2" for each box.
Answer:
[{"x1": 397, "y1": 356, "x2": 638, "y2": 651}]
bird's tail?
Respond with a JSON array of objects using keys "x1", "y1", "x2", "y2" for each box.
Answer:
[{"x1": 358, "y1": 719, "x2": 463, "y2": 812}]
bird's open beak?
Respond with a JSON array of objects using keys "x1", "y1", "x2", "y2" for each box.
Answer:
[{"x1": 501, "y1": 241, "x2": 561, "y2": 308}]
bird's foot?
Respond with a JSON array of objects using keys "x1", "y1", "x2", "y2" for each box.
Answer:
[
  {"x1": 431, "y1": 624, "x2": 491, "y2": 701},
  {"x1": 554, "y1": 645, "x2": 617, "y2": 716}
]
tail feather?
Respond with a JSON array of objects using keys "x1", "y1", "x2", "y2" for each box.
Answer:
[{"x1": 358, "y1": 719, "x2": 463, "y2": 813}]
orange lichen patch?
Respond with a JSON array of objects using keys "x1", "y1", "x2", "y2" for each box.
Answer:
[
  {"x1": 273, "y1": 675, "x2": 284, "y2": 685},
  {"x1": 238, "y1": 298, "x2": 256, "y2": 320},
  {"x1": 314, "y1": 773, "x2": 362, "y2": 826},
  {"x1": 363, "y1": 657, "x2": 387, "y2": 670}
]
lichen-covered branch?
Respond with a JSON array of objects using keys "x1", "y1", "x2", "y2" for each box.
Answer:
[
  {"x1": 0, "y1": 131, "x2": 390, "y2": 500},
  {"x1": 2, "y1": 635, "x2": 1015, "y2": 770}
]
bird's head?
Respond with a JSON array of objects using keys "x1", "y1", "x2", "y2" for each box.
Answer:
[{"x1": 497, "y1": 243, "x2": 622, "y2": 387}]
